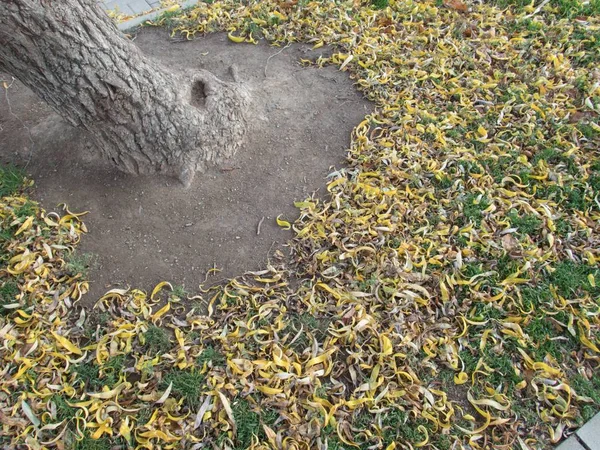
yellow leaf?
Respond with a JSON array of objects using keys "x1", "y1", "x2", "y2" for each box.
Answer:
[
  {"x1": 88, "y1": 382, "x2": 129, "y2": 399},
  {"x1": 257, "y1": 386, "x2": 283, "y2": 395},
  {"x1": 228, "y1": 31, "x2": 246, "y2": 43},
  {"x1": 151, "y1": 302, "x2": 171, "y2": 322},
  {"x1": 580, "y1": 334, "x2": 600, "y2": 353},
  {"x1": 294, "y1": 201, "x2": 315, "y2": 209},
  {"x1": 327, "y1": 177, "x2": 346, "y2": 191},
  {"x1": 21, "y1": 400, "x2": 40, "y2": 427},
  {"x1": 276, "y1": 215, "x2": 291, "y2": 230},
  {"x1": 51, "y1": 331, "x2": 82, "y2": 355},
  {"x1": 150, "y1": 281, "x2": 172, "y2": 300},
  {"x1": 119, "y1": 416, "x2": 131, "y2": 442},
  {"x1": 15, "y1": 216, "x2": 34, "y2": 236},
  {"x1": 414, "y1": 425, "x2": 429, "y2": 447},
  {"x1": 440, "y1": 281, "x2": 450, "y2": 301},
  {"x1": 339, "y1": 54, "x2": 354, "y2": 71},
  {"x1": 454, "y1": 372, "x2": 468, "y2": 385},
  {"x1": 138, "y1": 429, "x2": 179, "y2": 442},
  {"x1": 218, "y1": 391, "x2": 237, "y2": 436},
  {"x1": 91, "y1": 421, "x2": 112, "y2": 440},
  {"x1": 380, "y1": 335, "x2": 392, "y2": 356}
]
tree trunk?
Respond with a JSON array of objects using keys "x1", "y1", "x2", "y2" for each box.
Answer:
[{"x1": 0, "y1": 0, "x2": 250, "y2": 186}]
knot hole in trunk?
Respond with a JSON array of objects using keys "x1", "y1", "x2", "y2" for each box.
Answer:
[{"x1": 191, "y1": 80, "x2": 207, "y2": 108}]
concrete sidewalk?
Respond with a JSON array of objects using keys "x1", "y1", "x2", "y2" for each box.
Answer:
[
  {"x1": 101, "y1": 0, "x2": 199, "y2": 31},
  {"x1": 101, "y1": 0, "x2": 160, "y2": 16},
  {"x1": 557, "y1": 412, "x2": 600, "y2": 450}
]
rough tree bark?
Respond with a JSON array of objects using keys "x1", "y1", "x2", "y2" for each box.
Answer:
[{"x1": 0, "y1": 0, "x2": 250, "y2": 186}]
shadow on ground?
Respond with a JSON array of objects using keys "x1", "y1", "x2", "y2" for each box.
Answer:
[{"x1": 0, "y1": 29, "x2": 372, "y2": 304}]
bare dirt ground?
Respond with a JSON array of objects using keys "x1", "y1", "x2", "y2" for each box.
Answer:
[{"x1": 0, "y1": 29, "x2": 371, "y2": 304}]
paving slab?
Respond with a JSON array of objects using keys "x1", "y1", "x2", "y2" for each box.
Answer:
[
  {"x1": 127, "y1": 0, "x2": 154, "y2": 14},
  {"x1": 557, "y1": 437, "x2": 587, "y2": 450},
  {"x1": 103, "y1": 0, "x2": 123, "y2": 12},
  {"x1": 115, "y1": 0, "x2": 199, "y2": 31},
  {"x1": 576, "y1": 412, "x2": 600, "y2": 450}
]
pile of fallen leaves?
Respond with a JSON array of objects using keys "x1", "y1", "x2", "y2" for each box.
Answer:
[{"x1": 2, "y1": 0, "x2": 600, "y2": 448}]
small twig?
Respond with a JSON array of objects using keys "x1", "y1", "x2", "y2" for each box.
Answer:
[
  {"x1": 264, "y1": 43, "x2": 292, "y2": 78},
  {"x1": 257, "y1": 216, "x2": 265, "y2": 235},
  {"x1": 220, "y1": 166, "x2": 240, "y2": 172}
]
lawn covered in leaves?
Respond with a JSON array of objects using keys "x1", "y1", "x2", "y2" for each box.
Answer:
[{"x1": 2, "y1": 0, "x2": 600, "y2": 448}]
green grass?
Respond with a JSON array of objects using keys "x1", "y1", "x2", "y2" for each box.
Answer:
[
  {"x1": 469, "y1": 302, "x2": 505, "y2": 321},
  {"x1": 564, "y1": 183, "x2": 592, "y2": 211},
  {"x1": 459, "y1": 262, "x2": 500, "y2": 294},
  {"x1": 459, "y1": 348, "x2": 479, "y2": 373},
  {"x1": 549, "y1": 260, "x2": 599, "y2": 298},
  {"x1": 481, "y1": 156, "x2": 517, "y2": 183},
  {"x1": 589, "y1": 160, "x2": 600, "y2": 194},
  {"x1": 73, "y1": 356, "x2": 124, "y2": 391},
  {"x1": 315, "y1": 383, "x2": 330, "y2": 398},
  {"x1": 71, "y1": 434, "x2": 126, "y2": 450},
  {"x1": 535, "y1": 183, "x2": 590, "y2": 212},
  {"x1": 142, "y1": 325, "x2": 171, "y2": 354},
  {"x1": 433, "y1": 174, "x2": 453, "y2": 190},
  {"x1": 371, "y1": 0, "x2": 389, "y2": 9},
  {"x1": 507, "y1": 210, "x2": 542, "y2": 236},
  {"x1": 512, "y1": 399, "x2": 540, "y2": 427},
  {"x1": 196, "y1": 345, "x2": 226, "y2": 367},
  {"x1": 73, "y1": 435, "x2": 112, "y2": 450},
  {"x1": 51, "y1": 395, "x2": 78, "y2": 421},
  {"x1": 321, "y1": 425, "x2": 343, "y2": 449},
  {"x1": 507, "y1": 17, "x2": 545, "y2": 34},
  {"x1": 519, "y1": 285, "x2": 553, "y2": 309},
  {"x1": 283, "y1": 313, "x2": 330, "y2": 352},
  {"x1": 73, "y1": 362, "x2": 103, "y2": 391},
  {"x1": 232, "y1": 398, "x2": 262, "y2": 449},
  {"x1": 580, "y1": 404, "x2": 599, "y2": 423},
  {"x1": 171, "y1": 284, "x2": 189, "y2": 299},
  {"x1": 555, "y1": 217, "x2": 573, "y2": 237},
  {"x1": 136, "y1": 407, "x2": 153, "y2": 427},
  {"x1": 262, "y1": 408, "x2": 279, "y2": 427},
  {"x1": 154, "y1": 9, "x2": 188, "y2": 28},
  {"x1": 493, "y1": 0, "x2": 600, "y2": 18},
  {"x1": 532, "y1": 148, "x2": 579, "y2": 176},
  {"x1": 13, "y1": 200, "x2": 36, "y2": 219},
  {"x1": 0, "y1": 227, "x2": 13, "y2": 243},
  {"x1": 0, "y1": 165, "x2": 25, "y2": 197},
  {"x1": 578, "y1": 123, "x2": 600, "y2": 140},
  {"x1": 102, "y1": 355, "x2": 126, "y2": 386},
  {"x1": 569, "y1": 373, "x2": 600, "y2": 421},
  {"x1": 379, "y1": 408, "x2": 430, "y2": 444},
  {"x1": 460, "y1": 194, "x2": 491, "y2": 226},
  {"x1": 483, "y1": 351, "x2": 523, "y2": 392},
  {"x1": 160, "y1": 369, "x2": 205, "y2": 409},
  {"x1": 524, "y1": 316, "x2": 578, "y2": 362},
  {"x1": 495, "y1": 254, "x2": 521, "y2": 281},
  {"x1": 0, "y1": 281, "x2": 19, "y2": 315},
  {"x1": 571, "y1": 29, "x2": 600, "y2": 66},
  {"x1": 64, "y1": 252, "x2": 97, "y2": 278}
]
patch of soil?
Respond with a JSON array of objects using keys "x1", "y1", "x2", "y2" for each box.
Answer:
[{"x1": 0, "y1": 29, "x2": 372, "y2": 305}]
